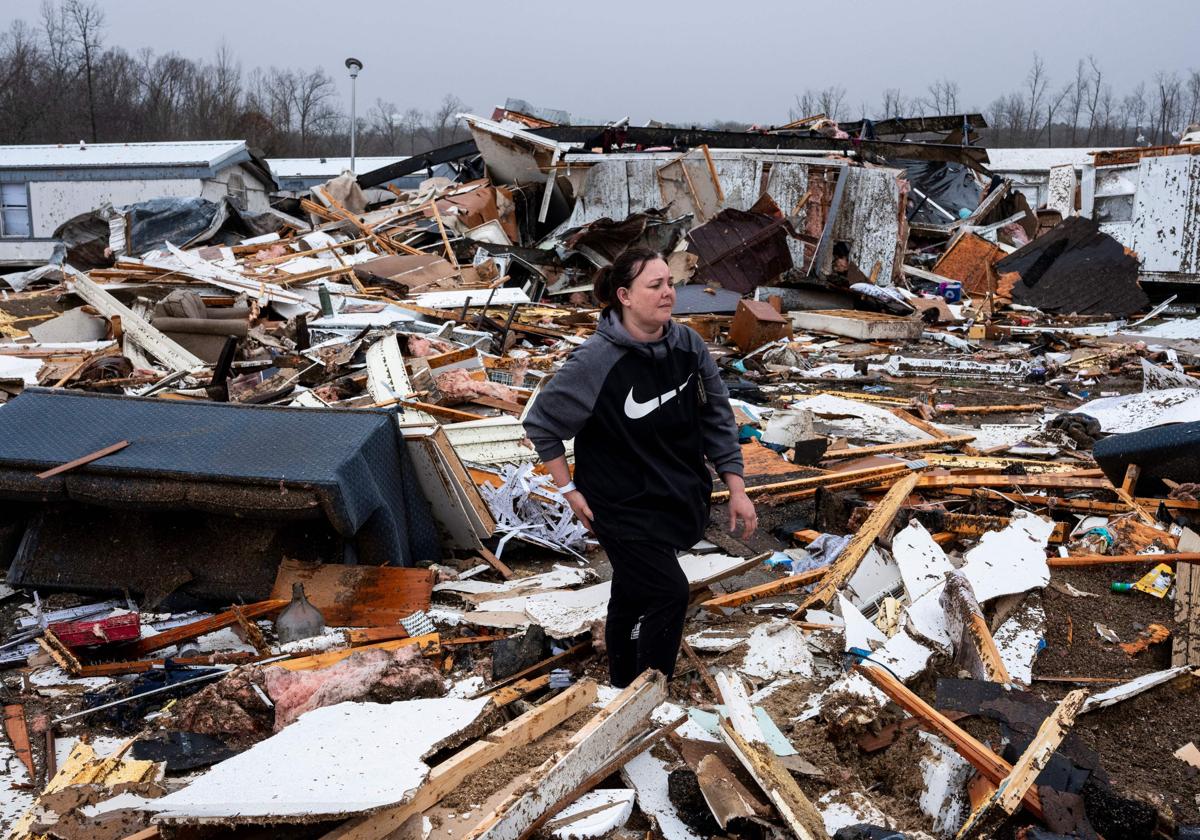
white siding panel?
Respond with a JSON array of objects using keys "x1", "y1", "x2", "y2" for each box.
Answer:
[{"x1": 29, "y1": 178, "x2": 201, "y2": 236}]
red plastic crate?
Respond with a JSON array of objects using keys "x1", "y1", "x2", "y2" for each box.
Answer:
[{"x1": 48, "y1": 613, "x2": 141, "y2": 648}]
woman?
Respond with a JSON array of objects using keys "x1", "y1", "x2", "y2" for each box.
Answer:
[{"x1": 523, "y1": 247, "x2": 757, "y2": 688}]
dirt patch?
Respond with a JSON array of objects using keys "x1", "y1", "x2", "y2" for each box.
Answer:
[{"x1": 439, "y1": 708, "x2": 595, "y2": 812}]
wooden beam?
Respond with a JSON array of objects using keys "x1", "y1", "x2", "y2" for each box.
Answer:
[
  {"x1": 936, "y1": 403, "x2": 1042, "y2": 415},
  {"x1": 713, "y1": 463, "x2": 916, "y2": 503},
  {"x1": 715, "y1": 671, "x2": 829, "y2": 840},
  {"x1": 701, "y1": 565, "x2": 828, "y2": 615},
  {"x1": 855, "y1": 664, "x2": 1043, "y2": 820},
  {"x1": 112, "y1": 600, "x2": 287, "y2": 658},
  {"x1": 681, "y1": 640, "x2": 720, "y2": 699},
  {"x1": 765, "y1": 465, "x2": 915, "y2": 503},
  {"x1": 822, "y1": 434, "x2": 975, "y2": 460},
  {"x1": 917, "y1": 473, "x2": 1109, "y2": 490},
  {"x1": 474, "y1": 642, "x2": 592, "y2": 698},
  {"x1": 1047, "y1": 552, "x2": 1200, "y2": 568},
  {"x1": 463, "y1": 671, "x2": 668, "y2": 840},
  {"x1": 938, "y1": 512, "x2": 1067, "y2": 544},
  {"x1": 1174, "y1": 560, "x2": 1200, "y2": 667},
  {"x1": 957, "y1": 690, "x2": 1088, "y2": 835},
  {"x1": 322, "y1": 680, "x2": 600, "y2": 840},
  {"x1": 490, "y1": 674, "x2": 551, "y2": 707},
  {"x1": 940, "y1": 572, "x2": 1011, "y2": 684},
  {"x1": 36, "y1": 440, "x2": 129, "y2": 479},
  {"x1": 277, "y1": 634, "x2": 440, "y2": 672},
  {"x1": 792, "y1": 472, "x2": 919, "y2": 617},
  {"x1": 478, "y1": 546, "x2": 515, "y2": 581}
]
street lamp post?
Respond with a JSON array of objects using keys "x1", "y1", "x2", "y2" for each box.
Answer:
[{"x1": 344, "y1": 57, "x2": 363, "y2": 173}]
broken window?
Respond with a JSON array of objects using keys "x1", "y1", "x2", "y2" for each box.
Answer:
[
  {"x1": 0, "y1": 182, "x2": 31, "y2": 237},
  {"x1": 226, "y1": 173, "x2": 248, "y2": 210}
]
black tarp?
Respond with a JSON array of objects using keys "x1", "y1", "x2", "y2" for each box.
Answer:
[
  {"x1": 0, "y1": 390, "x2": 439, "y2": 586},
  {"x1": 895, "y1": 159, "x2": 983, "y2": 225}
]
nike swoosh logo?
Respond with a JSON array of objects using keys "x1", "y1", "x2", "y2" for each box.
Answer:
[{"x1": 624, "y1": 374, "x2": 694, "y2": 420}]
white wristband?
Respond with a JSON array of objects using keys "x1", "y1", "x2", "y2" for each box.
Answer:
[{"x1": 558, "y1": 481, "x2": 577, "y2": 494}]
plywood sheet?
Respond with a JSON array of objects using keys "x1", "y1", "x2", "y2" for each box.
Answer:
[{"x1": 271, "y1": 559, "x2": 434, "y2": 627}]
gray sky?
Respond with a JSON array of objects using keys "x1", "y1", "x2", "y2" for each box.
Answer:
[{"x1": 4, "y1": 0, "x2": 1199, "y2": 125}]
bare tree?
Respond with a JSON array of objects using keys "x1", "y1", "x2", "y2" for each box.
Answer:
[
  {"x1": 1153, "y1": 70, "x2": 1183, "y2": 143},
  {"x1": 879, "y1": 88, "x2": 908, "y2": 120},
  {"x1": 1187, "y1": 69, "x2": 1200, "y2": 127},
  {"x1": 65, "y1": 0, "x2": 104, "y2": 141},
  {"x1": 1121, "y1": 82, "x2": 1149, "y2": 145},
  {"x1": 1064, "y1": 59, "x2": 1087, "y2": 144},
  {"x1": 431, "y1": 93, "x2": 467, "y2": 146},
  {"x1": 1023, "y1": 53, "x2": 1049, "y2": 143},
  {"x1": 369, "y1": 98, "x2": 400, "y2": 154},
  {"x1": 1084, "y1": 56, "x2": 1104, "y2": 144},
  {"x1": 398, "y1": 107, "x2": 426, "y2": 154},
  {"x1": 924, "y1": 78, "x2": 960, "y2": 116}
]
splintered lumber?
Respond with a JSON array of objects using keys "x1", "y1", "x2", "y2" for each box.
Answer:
[
  {"x1": 715, "y1": 671, "x2": 829, "y2": 840},
  {"x1": 941, "y1": 572, "x2": 1011, "y2": 684},
  {"x1": 937, "y1": 403, "x2": 1042, "y2": 415},
  {"x1": 696, "y1": 752, "x2": 770, "y2": 828},
  {"x1": 956, "y1": 690, "x2": 1088, "y2": 836},
  {"x1": 681, "y1": 639, "x2": 721, "y2": 698},
  {"x1": 822, "y1": 433, "x2": 975, "y2": 460},
  {"x1": 78, "y1": 652, "x2": 265, "y2": 678},
  {"x1": 937, "y1": 512, "x2": 1068, "y2": 544},
  {"x1": 320, "y1": 680, "x2": 600, "y2": 840},
  {"x1": 491, "y1": 674, "x2": 551, "y2": 706},
  {"x1": 69, "y1": 270, "x2": 205, "y2": 373},
  {"x1": 767, "y1": 465, "x2": 916, "y2": 503},
  {"x1": 479, "y1": 546, "x2": 515, "y2": 580},
  {"x1": 791, "y1": 472, "x2": 919, "y2": 617},
  {"x1": 462, "y1": 670, "x2": 668, "y2": 840},
  {"x1": 856, "y1": 664, "x2": 1043, "y2": 820},
  {"x1": 1174, "y1": 560, "x2": 1200, "y2": 667},
  {"x1": 1048, "y1": 552, "x2": 1200, "y2": 567},
  {"x1": 917, "y1": 472, "x2": 1108, "y2": 490},
  {"x1": 474, "y1": 642, "x2": 593, "y2": 698},
  {"x1": 701, "y1": 564, "x2": 829, "y2": 615},
  {"x1": 3, "y1": 704, "x2": 34, "y2": 778},
  {"x1": 711, "y1": 463, "x2": 916, "y2": 503},
  {"x1": 520, "y1": 714, "x2": 685, "y2": 839},
  {"x1": 114, "y1": 600, "x2": 287, "y2": 658},
  {"x1": 276, "y1": 633, "x2": 440, "y2": 671}
]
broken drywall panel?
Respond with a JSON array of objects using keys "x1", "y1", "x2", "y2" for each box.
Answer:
[
  {"x1": 994, "y1": 595, "x2": 1045, "y2": 687},
  {"x1": 1142, "y1": 357, "x2": 1200, "y2": 391},
  {"x1": 1080, "y1": 666, "x2": 1191, "y2": 714},
  {"x1": 789, "y1": 394, "x2": 929, "y2": 444},
  {"x1": 546, "y1": 789, "x2": 636, "y2": 839},
  {"x1": 790, "y1": 310, "x2": 923, "y2": 342},
  {"x1": 689, "y1": 707, "x2": 798, "y2": 758},
  {"x1": 0, "y1": 729, "x2": 35, "y2": 829},
  {"x1": 816, "y1": 790, "x2": 892, "y2": 836},
  {"x1": 918, "y1": 732, "x2": 972, "y2": 836},
  {"x1": 685, "y1": 628, "x2": 749, "y2": 653},
  {"x1": 621, "y1": 751, "x2": 705, "y2": 840},
  {"x1": 739, "y1": 619, "x2": 815, "y2": 680},
  {"x1": 148, "y1": 698, "x2": 490, "y2": 822},
  {"x1": 843, "y1": 546, "x2": 905, "y2": 612},
  {"x1": 838, "y1": 595, "x2": 887, "y2": 652},
  {"x1": 893, "y1": 520, "x2": 955, "y2": 601},
  {"x1": 434, "y1": 566, "x2": 592, "y2": 603},
  {"x1": 959, "y1": 511, "x2": 1053, "y2": 603},
  {"x1": 477, "y1": 554, "x2": 748, "y2": 639},
  {"x1": 1069, "y1": 388, "x2": 1200, "y2": 434}
]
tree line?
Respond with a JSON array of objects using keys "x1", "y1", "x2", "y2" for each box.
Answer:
[{"x1": 2, "y1": 3, "x2": 1198, "y2": 161}]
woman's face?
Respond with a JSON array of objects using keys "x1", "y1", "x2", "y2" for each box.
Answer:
[{"x1": 617, "y1": 258, "x2": 675, "y2": 328}]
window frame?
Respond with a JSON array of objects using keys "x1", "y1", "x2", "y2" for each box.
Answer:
[{"x1": 0, "y1": 181, "x2": 32, "y2": 239}]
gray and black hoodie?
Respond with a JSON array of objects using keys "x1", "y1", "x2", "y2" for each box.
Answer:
[{"x1": 523, "y1": 310, "x2": 743, "y2": 549}]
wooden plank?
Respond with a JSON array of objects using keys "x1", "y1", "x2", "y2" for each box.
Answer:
[
  {"x1": 112, "y1": 600, "x2": 287, "y2": 658},
  {"x1": 491, "y1": 674, "x2": 551, "y2": 707},
  {"x1": 917, "y1": 473, "x2": 1110, "y2": 490},
  {"x1": 1048, "y1": 552, "x2": 1200, "y2": 568},
  {"x1": 276, "y1": 633, "x2": 440, "y2": 672},
  {"x1": 3, "y1": 704, "x2": 34, "y2": 778},
  {"x1": 696, "y1": 752, "x2": 769, "y2": 828},
  {"x1": 1174, "y1": 561, "x2": 1200, "y2": 667},
  {"x1": 69, "y1": 270, "x2": 205, "y2": 373},
  {"x1": 681, "y1": 640, "x2": 720, "y2": 698},
  {"x1": 792, "y1": 472, "x2": 919, "y2": 616},
  {"x1": 322, "y1": 680, "x2": 600, "y2": 840},
  {"x1": 765, "y1": 465, "x2": 914, "y2": 503},
  {"x1": 520, "y1": 714, "x2": 685, "y2": 839},
  {"x1": 701, "y1": 564, "x2": 829, "y2": 615},
  {"x1": 957, "y1": 690, "x2": 1088, "y2": 836},
  {"x1": 715, "y1": 671, "x2": 829, "y2": 840},
  {"x1": 270, "y1": 560, "x2": 434, "y2": 627},
  {"x1": 36, "y1": 440, "x2": 129, "y2": 479},
  {"x1": 856, "y1": 663, "x2": 1043, "y2": 820},
  {"x1": 478, "y1": 546, "x2": 515, "y2": 581},
  {"x1": 77, "y1": 652, "x2": 265, "y2": 678},
  {"x1": 937, "y1": 404, "x2": 1042, "y2": 415},
  {"x1": 462, "y1": 670, "x2": 668, "y2": 840},
  {"x1": 822, "y1": 434, "x2": 975, "y2": 460},
  {"x1": 713, "y1": 462, "x2": 916, "y2": 502},
  {"x1": 941, "y1": 572, "x2": 1011, "y2": 684}
]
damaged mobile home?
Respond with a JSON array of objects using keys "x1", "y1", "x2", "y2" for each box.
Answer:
[{"x1": 1, "y1": 106, "x2": 1200, "y2": 840}]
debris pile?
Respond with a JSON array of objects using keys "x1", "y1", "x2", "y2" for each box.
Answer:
[{"x1": 2, "y1": 110, "x2": 1200, "y2": 840}]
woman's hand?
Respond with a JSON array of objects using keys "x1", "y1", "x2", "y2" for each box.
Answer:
[
  {"x1": 728, "y1": 489, "x2": 757, "y2": 538},
  {"x1": 565, "y1": 489, "x2": 595, "y2": 534}
]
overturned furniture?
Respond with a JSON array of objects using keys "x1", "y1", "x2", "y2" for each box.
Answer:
[{"x1": 0, "y1": 389, "x2": 438, "y2": 607}]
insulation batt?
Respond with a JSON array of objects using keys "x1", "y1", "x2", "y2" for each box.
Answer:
[
  {"x1": 264, "y1": 646, "x2": 447, "y2": 730},
  {"x1": 435, "y1": 366, "x2": 521, "y2": 404}
]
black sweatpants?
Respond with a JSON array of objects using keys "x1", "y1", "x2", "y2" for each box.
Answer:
[{"x1": 599, "y1": 536, "x2": 690, "y2": 688}]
